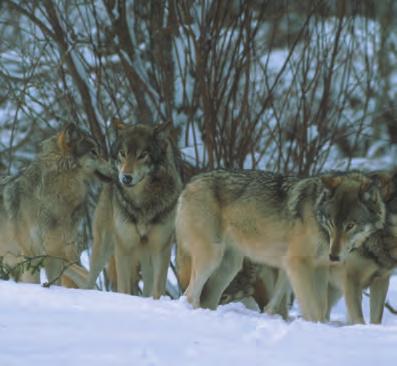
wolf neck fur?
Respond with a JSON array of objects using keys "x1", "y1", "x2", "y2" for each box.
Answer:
[
  {"x1": 114, "y1": 161, "x2": 181, "y2": 225},
  {"x1": 360, "y1": 200, "x2": 397, "y2": 269},
  {"x1": 6, "y1": 141, "x2": 90, "y2": 219}
]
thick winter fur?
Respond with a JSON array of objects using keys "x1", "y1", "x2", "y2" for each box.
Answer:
[
  {"x1": 220, "y1": 260, "x2": 292, "y2": 318},
  {"x1": 328, "y1": 171, "x2": 397, "y2": 324},
  {"x1": 176, "y1": 169, "x2": 386, "y2": 321},
  {"x1": 0, "y1": 124, "x2": 114, "y2": 286},
  {"x1": 0, "y1": 177, "x2": 33, "y2": 281},
  {"x1": 83, "y1": 121, "x2": 183, "y2": 298}
]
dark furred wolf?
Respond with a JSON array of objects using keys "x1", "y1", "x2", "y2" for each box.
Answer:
[
  {"x1": 82, "y1": 121, "x2": 183, "y2": 298},
  {"x1": 0, "y1": 124, "x2": 114, "y2": 286},
  {"x1": 328, "y1": 171, "x2": 397, "y2": 324},
  {"x1": 176, "y1": 169, "x2": 387, "y2": 322}
]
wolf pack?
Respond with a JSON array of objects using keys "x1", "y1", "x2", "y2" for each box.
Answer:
[{"x1": 1, "y1": 121, "x2": 397, "y2": 326}]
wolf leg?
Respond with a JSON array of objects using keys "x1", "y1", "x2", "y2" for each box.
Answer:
[
  {"x1": 184, "y1": 241, "x2": 224, "y2": 308},
  {"x1": 19, "y1": 266, "x2": 40, "y2": 284},
  {"x1": 286, "y1": 257, "x2": 326, "y2": 322},
  {"x1": 86, "y1": 232, "x2": 114, "y2": 289},
  {"x1": 325, "y1": 284, "x2": 342, "y2": 321},
  {"x1": 115, "y1": 245, "x2": 137, "y2": 295},
  {"x1": 44, "y1": 255, "x2": 65, "y2": 285},
  {"x1": 344, "y1": 276, "x2": 364, "y2": 324},
  {"x1": 63, "y1": 263, "x2": 89, "y2": 288},
  {"x1": 370, "y1": 275, "x2": 390, "y2": 324},
  {"x1": 264, "y1": 269, "x2": 291, "y2": 318},
  {"x1": 200, "y1": 248, "x2": 243, "y2": 309},
  {"x1": 176, "y1": 244, "x2": 191, "y2": 292},
  {"x1": 141, "y1": 251, "x2": 153, "y2": 297},
  {"x1": 151, "y1": 243, "x2": 172, "y2": 299}
]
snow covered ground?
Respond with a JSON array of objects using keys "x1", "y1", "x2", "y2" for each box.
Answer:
[{"x1": 0, "y1": 277, "x2": 397, "y2": 366}]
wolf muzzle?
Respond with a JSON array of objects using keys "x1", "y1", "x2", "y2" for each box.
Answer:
[
  {"x1": 329, "y1": 254, "x2": 340, "y2": 262},
  {"x1": 121, "y1": 174, "x2": 134, "y2": 186}
]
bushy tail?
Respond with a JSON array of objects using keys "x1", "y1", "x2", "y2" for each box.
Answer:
[{"x1": 176, "y1": 244, "x2": 191, "y2": 292}]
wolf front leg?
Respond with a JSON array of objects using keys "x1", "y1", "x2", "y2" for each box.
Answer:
[
  {"x1": 286, "y1": 257, "x2": 328, "y2": 322},
  {"x1": 114, "y1": 245, "x2": 140, "y2": 295},
  {"x1": 149, "y1": 242, "x2": 172, "y2": 299},
  {"x1": 264, "y1": 269, "x2": 291, "y2": 319},
  {"x1": 343, "y1": 275, "x2": 365, "y2": 324},
  {"x1": 370, "y1": 274, "x2": 390, "y2": 324},
  {"x1": 86, "y1": 231, "x2": 114, "y2": 289}
]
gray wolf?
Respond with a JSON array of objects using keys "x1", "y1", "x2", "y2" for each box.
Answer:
[
  {"x1": 220, "y1": 260, "x2": 292, "y2": 318},
  {"x1": 175, "y1": 170, "x2": 386, "y2": 321},
  {"x1": 0, "y1": 123, "x2": 114, "y2": 286},
  {"x1": 82, "y1": 120, "x2": 183, "y2": 298},
  {"x1": 327, "y1": 171, "x2": 397, "y2": 324}
]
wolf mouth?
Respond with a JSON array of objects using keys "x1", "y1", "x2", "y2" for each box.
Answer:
[{"x1": 95, "y1": 170, "x2": 114, "y2": 183}]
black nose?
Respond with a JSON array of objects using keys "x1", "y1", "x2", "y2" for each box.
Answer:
[
  {"x1": 329, "y1": 254, "x2": 340, "y2": 262},
  {"x1": 121, "y1": 174, "x2": 133, "y2": 186}
]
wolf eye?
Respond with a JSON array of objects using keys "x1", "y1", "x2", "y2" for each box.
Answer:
[
  {"x1": 345, "y1": 223, "x2": 355, "y2": 232},
  {"x1": 119, "y1": 150, "x2": 126, "y2": 159},
  {"x1": 138, "y1": 151, "x2": 148, "y2": 160},
  {"x1": 90, "y1": 149, "x2": 99, "y2": 157}
]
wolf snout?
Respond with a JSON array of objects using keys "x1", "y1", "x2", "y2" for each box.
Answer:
[
  {"x1": 329, "y1": 254, "x2": 340, "y2": 262},
  {"x1": 121, "y1": 174, "x2": 134, "y2": 186}
]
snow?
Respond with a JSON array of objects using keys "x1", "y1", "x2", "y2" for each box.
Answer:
[{"x1": 0, "y1": 277, "x2": 396, "y2": 366}]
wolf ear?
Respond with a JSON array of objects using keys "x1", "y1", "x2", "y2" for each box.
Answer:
[
  {"x1": 111, "y1": 117, "x2": 127, "y2": 130},
  {"x1": 321, "y1": 175, "x2": 342, "y2": 190},
  {"x1": 58, "y1": 123, "x2": 80, "y2": 152},
  {"x1": 154, "y1": 121, "x2": 172, "y2": 140},
  {"x1": 367, "y1": 172, "x2": 394, "y2": 201}
]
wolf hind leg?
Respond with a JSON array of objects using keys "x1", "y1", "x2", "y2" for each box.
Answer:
[
  {"x1": 184, "y1": 240, "x2": 225, "y2": 308},
  {"x1": 200, "y1": 248, "x2": 243, "y2": 310}
]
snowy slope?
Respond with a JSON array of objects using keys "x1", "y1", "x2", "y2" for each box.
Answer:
[{"x1": 0, "y1": 278, "x2": 396, "y2": 366}]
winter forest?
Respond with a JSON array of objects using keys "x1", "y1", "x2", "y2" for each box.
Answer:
[{"x1": 0, "y1": 1, "x2": 397, "y2": 365}]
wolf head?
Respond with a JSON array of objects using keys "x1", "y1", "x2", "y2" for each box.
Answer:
[
  {"x1": 112, "y1": 119, "x2": 171, "y2": 188},
  {"x1": 316, "y1": 173, "x2": 388, "y2": 262},
  {"x1": 56, "y1": 123, "x2": 114, "y2": 182}
]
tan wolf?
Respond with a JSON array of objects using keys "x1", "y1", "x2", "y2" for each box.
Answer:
[
  {"x1": 82, "y1": 120, "x2": 183, "y2": 298},
  {"x1": 327, "y1": 171, "x2": 397, "y2": 324},
  {"x1": 176, "y1": 170, "x2": 387, "y2": 321},
  {"x1": 0, "y1": 123, "x2": 114, "y2": 286}
]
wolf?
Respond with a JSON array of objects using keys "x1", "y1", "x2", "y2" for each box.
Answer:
[
  {"x1": 175, "y1": 170, "x2": 386, "y2": 321},
  {"x1": 327, "y1": 171, "x2": 397, "y2": 324},
  {"x1": 80, "y1": 120, "x2": 183, "y2": 298},
  {"x1": 0, "y1": 123, "x2": 114, "y2": 286},
  {"x1": 220, "y1": 260, "x2": 292, "y2": 318}
]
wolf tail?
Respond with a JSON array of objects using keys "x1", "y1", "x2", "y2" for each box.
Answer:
[{"x1": 176, "y1": 244, "x2": 192, "y2": 292}]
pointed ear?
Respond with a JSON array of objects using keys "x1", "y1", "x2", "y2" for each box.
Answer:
[
  {"x1": 154, "y1": 121, "x2": 172, "y2": 140},
  {"x1": 359, "y1": 175, "x2": 382, "y2": 204},
  {"x1": 367, "y1": 171, "x2": 394, "y2": 201},
  {"x1": 321, "y1": 175, "x2": 342, "y2": 190},
  {"x1": 57, "y1": 123, "x2": 80, "y2": 153},
  {"x1": 111, "y1": 117, "x2": 127, "y2": 130}
]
